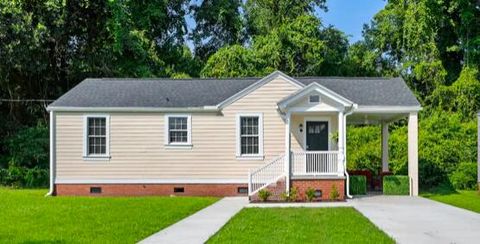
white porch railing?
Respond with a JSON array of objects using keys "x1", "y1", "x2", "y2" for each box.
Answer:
[
  {"x1": 292, "y1": 151, "x2": 342, "y2": 176},
  {"x1": 248, "y1": 154, "x2": 285, "y2": 195}
]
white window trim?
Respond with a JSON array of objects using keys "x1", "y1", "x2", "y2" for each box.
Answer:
[
  {"x1": 236, "y1": 113, "x2": 264, "y2": 160},
  {"x1": 308, "y1": 94, "x2": 321, "y2": 104},
  {"x1": 83, "y1": 114, "x2": 111, "y2": 161},
  {"x1": 164, "y1": 114, "x2": 192, "y2": 149}
]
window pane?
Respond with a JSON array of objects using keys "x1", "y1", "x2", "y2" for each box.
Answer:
[
  {"x1": 170, "y1": 131, "x2": 188, "y2": 143},
  {"x1": 87, "y1": 117, "x2": 106, "y2": 155},
  {"x1": 240, "y1": 117, "x2": 258, "y2": 135},
  {"x1": 240, "y1": 116, "x2": 259, "y2": 155},
  {"x1": 168, "y1": 117, "x2": 189, "y2": 144}
]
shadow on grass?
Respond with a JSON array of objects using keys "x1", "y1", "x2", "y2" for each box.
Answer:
[{"x1": 421, "y1": 182, "x2": 459, "y2": 197}]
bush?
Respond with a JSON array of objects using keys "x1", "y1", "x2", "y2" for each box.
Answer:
[
  {"x1": 0, "y1": 168, "x2": 7, "y2": 185},
  {"x1": 305, "y1": 187, "x2": 316, "y2": 201},
  {"x1": 383, "y1": 175, "x2": 409, "y2": 195},
  {"x1": 258, "y1": 189, "x2": 272, "y2": 202},
  {"x1": 24, "y1": 167, "x2": 49, "y2": 188},
  {"x1": 281, "y1": 187, "x2": 299, "y2": 202},
  {"x1": 5, "y1": 123, "x2": 49, "y2": 169},
  {"x1": 349, "y1": 175, "x2": 367, "y2": 195},
  {"x1": 329, "y1": 184, "x2": 340, "y2": 200},
  {"x1": 449, "y1": 162, "x2": 477, "y2": 190}
]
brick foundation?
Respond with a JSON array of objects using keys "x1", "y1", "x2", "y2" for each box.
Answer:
[
  {"x1": 292, "y1": 179, "x2": 345, "y2": 201},
  {"x1": 55, "y1": 183, "x2": 248, "y2": 197}
]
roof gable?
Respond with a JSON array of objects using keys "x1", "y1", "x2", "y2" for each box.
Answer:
[
  {"x1": 217, "y1": 71, "x2": 303, "y2": 109},
  {"x1": 278, "y1": 82, "x2": 354, "y2": 111}
]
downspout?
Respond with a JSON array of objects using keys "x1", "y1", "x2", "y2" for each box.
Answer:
[
  {"x1": 46, "y1": 110, "x2": 55, "y2": 196},
  {"x1": 343, "y1": 104, "x2": 357, "y2": 199}
]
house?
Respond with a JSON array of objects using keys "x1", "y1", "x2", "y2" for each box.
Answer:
[{"x1": 46, "y1": 71, "x2": 421, "y2": 200}]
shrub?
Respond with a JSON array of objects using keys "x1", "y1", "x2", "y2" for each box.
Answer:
[
  {"x1": 6, "y1": 164, "x2": 26, "y2": 187},
  {"x1": 383, "y1": 175, "x2": 409, "y2": 195},
  {"x1": 349, "y1": 175, "x2": 367, "y2": 195},
  {"x1": 329, "y1": 184, "x2": 340, "y2": 200},
  {"x1": 24, "y1": 167, "x2": 49, "y2": 188},
  {"x1": 305, "y1": 187, "x2": 316, "y2": 201},
  {"x1": 449, "y1": 162, "x2": 477, "y2": 190},
  {"x1": 281, "y1": 187, "x2": 299, "y2": 202},
  {"x1": 289, "y1": 187, "x2": 298, "y2": 201},
  {"x1": 5, "y1": 123, "x2": 49, "y2": 169},
  {"x1": 0, "y1": 168, "x2": 7, "y2": 185},
  {"x1": 258, "y1": 189, "x2": 272, "y2": 202}
]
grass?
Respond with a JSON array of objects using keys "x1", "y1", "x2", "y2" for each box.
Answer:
[
  {"x1": 0, "y1": 188, "x2": 218, "y2": 243},
  {"x1": 208, "y1": 207, "x2": 394, "y2": 244},
  {"x1": 422, "y1": 186, "x2": 480, "y2": 213}
]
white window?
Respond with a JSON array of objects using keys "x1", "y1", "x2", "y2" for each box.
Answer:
[
  {"x1": 165, "y1": 114, "x2": 192, "y2": 148},
  {"x1": 83, "y1": 115, "x2": 110, "y2": 160},
  {"x1": 236, "y1": 113, "x2": 263, "y2": 159},
  {"x1": 309, "y1": 95, "x2": 320, "y2": 103}
]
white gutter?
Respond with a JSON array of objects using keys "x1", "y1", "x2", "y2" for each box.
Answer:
[
  {"x1": 46, "y1": 106, "x2": 220, "y2": 112},
  {"x1": 46, "y1": 110, "x2": 56, "y2": 196},
  {"x1": 343, "y1": 104, "x2": 357, "y2": 199}
]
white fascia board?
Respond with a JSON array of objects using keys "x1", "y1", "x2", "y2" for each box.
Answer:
[
  {"x1": 46, "y1": 106, "x2": 219, "y2": 112},
  {"x1": 278, "y1": 82, "x2": 354, "y2": 110},
  {"x1": 55, "y1": 178, "x2": 248, "y2": 184},
  {"x1": 354, "y1": 105, "x2": 422, "y2": 113},
  {"x1": 216, "y1": 70, "x2": 304, "y2": 109}
]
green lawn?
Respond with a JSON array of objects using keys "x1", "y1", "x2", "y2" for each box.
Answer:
[
  {"x1": 208, "y1": 207, "x2": 394, "y2": 244},
  {"x1": 0, "y1": 188, "x2": 217, "y2": 243},
  {"x1": 422, "y1": 189, "x2": 480, "y2": 213}
]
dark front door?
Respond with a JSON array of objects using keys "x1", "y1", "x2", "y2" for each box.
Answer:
[
  {"x1": 306, "y1": 121, "x2": 329, "y2": 151},
  {"x1": 306, "y1": 121, "x2": 329, "y2": 173}
]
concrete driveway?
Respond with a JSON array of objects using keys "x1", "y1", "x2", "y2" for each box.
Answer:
[{"x1": 352, "y1": 195, "x2": 480, "y2": 244}]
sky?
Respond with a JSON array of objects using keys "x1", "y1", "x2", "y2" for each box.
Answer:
[{"x1": 318, "y1": 0, "x2": 387, "y2": 43}]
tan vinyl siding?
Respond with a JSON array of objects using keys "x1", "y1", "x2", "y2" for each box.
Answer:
[{"x1": 55, "y1": 77, "x2": 300, "y2": 182}]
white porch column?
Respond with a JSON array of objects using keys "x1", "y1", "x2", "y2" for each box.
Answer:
[
  {"x1": 285, "y1": 112, "x2": 291, "y2": 193},
  {"x1": 337, "y1": 111, "x2": 345, "y2": 176},
  {"x1": 408, "y1": 112, "x2": 419, "y2": 196},
  {"x1": 381, "y1": 122, "x2": 389, "y2": 172}
]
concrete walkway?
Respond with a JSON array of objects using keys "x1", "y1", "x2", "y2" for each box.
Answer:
[
  {"x1": 351, "y1": 195, "x2": 480, "y2": 244},
  {"x1": 139, "y1": 197, "x2": 248, "y2": 244}
]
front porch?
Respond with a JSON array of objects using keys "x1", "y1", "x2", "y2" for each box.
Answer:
[{"x1": 248, "y1": 81, "x2": 421, "y2": 200}]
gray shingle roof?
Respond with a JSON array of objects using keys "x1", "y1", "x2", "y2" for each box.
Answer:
[
  {"x1": 297, "y1": 77, "x2": 420, "y2": 106},
  {"x1": 49, "y1": 78, "x2": 258, "y2": 108},
  {"x1": 49, "y1": 75, "x2": 420, "y2": 109}
]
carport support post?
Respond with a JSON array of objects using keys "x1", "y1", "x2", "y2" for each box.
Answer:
[
  {"x1": 381, "y1": 122, "x2": 389, "y2": 172},
  {"x1": 408, "y1": 112, "x2": 419, "y2": 196}
]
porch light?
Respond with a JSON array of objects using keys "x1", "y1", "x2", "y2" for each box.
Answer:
[{"x1": 299, "y1": 123, "x2": 303, "y2": 132}]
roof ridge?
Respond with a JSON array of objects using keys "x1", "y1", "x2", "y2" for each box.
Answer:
[
  {"x1": 92, "y1": 77, "x2": 260, "y2": 81},
  {"x1": 295, "y1": 76, "x2": 396, "y2": 80}
]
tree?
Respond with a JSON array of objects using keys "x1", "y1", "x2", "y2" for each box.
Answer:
[
  {"x1": 253, "y1": 15, "x2": 326, "y2": 76},
  {"x1": 201, "y1": 45, "x2": 265, "y2": 78},
  {"x1": 429, "y1": 67, "x2": 480, "y2": 119},
  {"x1": 245, "y1": 0, "x2": 327, "y2": 36},
  {"x1": 190, "y1": 0, "x2": 245, "y2": 60}
]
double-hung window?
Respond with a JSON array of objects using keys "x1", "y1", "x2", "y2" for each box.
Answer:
[
  {"x1": 236, "y1": 113, "x2": 263, "y2": 159},
  {"x1": 83, "y1": 115, "x2": 110, "y2": 159},
  {"x1": 165, "y1": 114, "x2": 192, "y2": 148}
]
